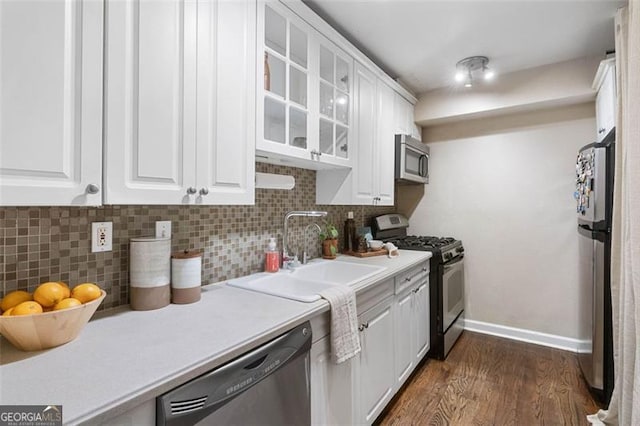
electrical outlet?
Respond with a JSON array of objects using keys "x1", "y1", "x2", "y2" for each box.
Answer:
[
  {"x1": 91, "y1": 222, "x2": 113, "y2": 253},
  {"x1": 155, "y1": 221, "x2": 172, "y2": 238}
]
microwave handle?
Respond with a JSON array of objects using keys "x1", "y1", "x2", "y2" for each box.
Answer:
[{"x1": 419, "y1": 154, "x2": 428, "y2": 178}]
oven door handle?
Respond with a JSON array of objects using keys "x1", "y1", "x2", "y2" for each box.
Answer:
[{"x1": 443, "y1": 255, "x2": 464, "y2": 271}]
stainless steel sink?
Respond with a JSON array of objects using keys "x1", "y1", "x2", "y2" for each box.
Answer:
[{"x1": 226, "y1": 260, "x2": 386, "y2": 302}]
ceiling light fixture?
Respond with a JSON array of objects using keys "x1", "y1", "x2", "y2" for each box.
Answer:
[{"x1": 455, "y1": 56, "x2": 495, "y2": 87}]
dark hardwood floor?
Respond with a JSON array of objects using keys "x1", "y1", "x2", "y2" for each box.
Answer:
[{"x1": 376, "y1": 331, "x2": 601, "y2": 426}]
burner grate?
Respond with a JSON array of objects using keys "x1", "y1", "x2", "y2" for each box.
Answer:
[{"x1": 390, "y1": 235, "x2": 457, "y2": 249}]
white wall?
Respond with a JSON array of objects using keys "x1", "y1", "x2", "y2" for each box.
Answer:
[{"x1": 398, "y1": 103, "x2": 595, "y2": 340}]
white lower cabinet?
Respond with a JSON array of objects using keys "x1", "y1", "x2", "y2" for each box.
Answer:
[
  {"x1": 310, "y1": 263, "x2": 430, "y2": 426},
  {"x1": 310, "y1": 334, "x2": 354, "y2": 425},
  {"x1": 356, "y1": 295, "x2": 395, "y2": 424},
  {"x1": 394, "y1": 288, "x2": 415, "y2": 385},
  {"x1": 394, "y1": 277, "x2": 430, "y2": 387}
]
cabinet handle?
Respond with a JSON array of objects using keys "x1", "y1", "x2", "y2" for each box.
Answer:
[
  {"x1": 413, "y1": 288, "x2": 420, "y2": 294},
  {"x1": 199, "y1": 188, "x2": 209, "y2": 196},
  {"x1": 405, "y1": 277, "x2": 412, "y2": 282},
  {"x1": 598, "y1": 128, "x2": 606, "y2": 134},
  {"x1": 310, "y1": 150, "x2": 322, "y2": 160},
  {"x1": 422, "y1": 267, "x2": 428, "y2": 272},
  {"x1": 358, "y1": 322, "x2": 369, "y2": 332},
  {"x1": 186, "y1": 187, "x2": 197, "y2": 195},
  {"x1": 86, "y1": 184, "x2": 100, "y2": 194}
]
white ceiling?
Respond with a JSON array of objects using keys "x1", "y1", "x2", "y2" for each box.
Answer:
[{"x1": 302, "y1": 0, "x2": 626, "y2": 94}]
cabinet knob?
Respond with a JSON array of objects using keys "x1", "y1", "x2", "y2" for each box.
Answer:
[
  {"x1": 422, "y1": 267, "x2": 428, "y2": 272},
  {"x1": 598, "y1": 128, "x2": 606, "y2": 134},
  {"x1": 186, "y1": 187, "x2": 197, "y2": 195},
  {"x1": 405, "y1": 277, "x2": 412, "y2": 282},
  {"x1": 199, "y1": 188, "x2": 209, "y2": 196},
  {"x1": 86, "y1": 184, "x2": 100, "y2": 194}
]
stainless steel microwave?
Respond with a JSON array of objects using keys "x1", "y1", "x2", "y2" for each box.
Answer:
[{"x1": 395, "y1": 134, "x2": 429, "y2": 184}]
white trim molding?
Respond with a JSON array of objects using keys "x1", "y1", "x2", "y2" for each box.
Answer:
[{"x1": 464, "y1": 319, "x2": 590, "y2": 353}]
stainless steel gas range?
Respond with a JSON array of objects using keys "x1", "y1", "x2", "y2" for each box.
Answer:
[{"x1": 373, "y1": 214, "x2": 465, "y2": 360}]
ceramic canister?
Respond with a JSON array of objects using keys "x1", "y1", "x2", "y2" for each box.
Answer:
[
  {"x1": 171, "y1": 250, "x2": 202, "y2": 304},
  {"x1": 129, "y1": 236, "x2": 171, "y2": 311}
]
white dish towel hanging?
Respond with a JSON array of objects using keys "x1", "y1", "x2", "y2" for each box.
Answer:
[{"x1": 319, "y1": 285, "x2": 361, "y2": 364}]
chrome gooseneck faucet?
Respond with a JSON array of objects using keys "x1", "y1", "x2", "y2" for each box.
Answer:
[{"x1": 282, "y1": 210, "x2": 328, "y2": 268}]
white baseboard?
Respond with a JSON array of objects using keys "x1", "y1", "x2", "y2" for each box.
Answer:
[{"x1": 464, "y1": 319, "x2": 590, "y2": 353}]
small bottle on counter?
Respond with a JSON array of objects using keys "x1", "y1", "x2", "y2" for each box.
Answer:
[
  {"x1": 344, "y1": 211, "x2": 356, "y2": 253},
  {"x1": 265, "y1": 237, "x2": 280, "y2": 273}
]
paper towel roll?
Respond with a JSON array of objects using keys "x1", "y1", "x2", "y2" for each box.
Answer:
[
  {"x1": 171, "y1": 250, "x2": 202, "y2": 304},
  {"x1": 130, "y1": 236, "x2": 171, "y2": 310}
]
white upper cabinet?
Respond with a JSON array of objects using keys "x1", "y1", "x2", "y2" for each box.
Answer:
[
  {"x1": 196, "y1": 0, "x2": 256, "y2": 205},
  {"x1": 376, "y1": 80, "x2": 395, "y2": 205},
  {"x1": 104, "y1": 0, "x2": 255, "y2": 205},
  {"x1": 353, "y1": 70, "x2": 394, "y2": 206},
  {"x1": 594, "y1": 60, "x2": 616, "y2": 142},
  {"x1": 352, "y1": 64, "x2": 377, "y2": 204},
  {"x1": 317, "y1": 42, "x2": 353, "y2": 166},
  {"x1": 0, "y1": 0, "x2": 104, "y2": 206},
  {"x1": 257, "y1": 1, "x2": 353, "y2": 169},
  {"x1": 394, "y1": 93, "x2": 421, "y2": 141},
  {"x1": 319, "y1": 63, "x2": 394, "y2": 206}
]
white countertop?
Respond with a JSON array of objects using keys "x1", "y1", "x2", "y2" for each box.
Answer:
[{"x1": 0, "y1": 250, "x2": 431, "y2": 425}]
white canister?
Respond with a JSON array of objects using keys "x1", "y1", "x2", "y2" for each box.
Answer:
[
  {"x1": 171, "y1": 250, "x2": 202, "y2": 304},
  {"x1": 129, "y1": 236, "x2": 171, "y2": 311}
]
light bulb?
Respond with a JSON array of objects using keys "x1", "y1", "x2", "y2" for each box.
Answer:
[
  {"x1": 455, "y1": 71, "x2": 465, "y2": 82},
  {"x1": 464, "y1": 70, "x2": 473, "y2": 88},
  {"x1": 484, "y1": 69, "x2": 495, "y2": 81}
]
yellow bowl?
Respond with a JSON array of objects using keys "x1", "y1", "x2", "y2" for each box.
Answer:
[{"x1": 0, "y1": 290, "x2": 106, "y2": 351}]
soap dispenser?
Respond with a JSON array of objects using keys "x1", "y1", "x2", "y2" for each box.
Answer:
[{"x1": 265, "y1": 237, "x2": 280, "y2": 273}]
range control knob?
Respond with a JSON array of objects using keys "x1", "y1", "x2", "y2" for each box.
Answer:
[
  {"x1": 444, "y1": 252, "x2": 452, "y2": 260},
  {"x1": 456, "y1": 247, "x2": 464, "y2": 253}
]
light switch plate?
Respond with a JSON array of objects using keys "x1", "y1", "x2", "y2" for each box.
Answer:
[
  {"x1": 155, "y1": 221, "x2": 172, "y2": 238},
  {"x1": 91, "y1": 222, "x2": 113, "y2": 253}
]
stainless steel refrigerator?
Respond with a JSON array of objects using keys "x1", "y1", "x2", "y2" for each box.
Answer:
[{"x1": 575, "y1": 129, "x2": 615, "y2": 404}]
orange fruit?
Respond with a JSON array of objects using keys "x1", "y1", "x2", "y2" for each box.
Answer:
[
  {"x1": 11, "y1": 301, "x2": 44, "y2": 316},
  {"x1": 71, "y1": 283, "x2": 102, "y2": 304},
  {"x1": 57, "y1": 281, "x2": 71, "y2": 299},
  {"x1": 2, "y1": 307, "x2": 14, "y2": 316},
  {"x1": 1, "y1": 290, "x2": 33, "y2": 312},
  {"x1": 53, "y1": 298, "x2": 82, "y2": 311},
  {"x1": 33, "y1": 282, "x2": 66, "y2": 308}
]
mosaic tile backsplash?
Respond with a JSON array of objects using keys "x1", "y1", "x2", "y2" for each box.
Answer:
[{"x1": 0, "y1": 163, "x2": 395, "y2": 310}]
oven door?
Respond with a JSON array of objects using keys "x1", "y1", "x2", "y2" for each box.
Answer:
[{"x1": 442, "y1": 256, "x2": 464, "y2": 332}]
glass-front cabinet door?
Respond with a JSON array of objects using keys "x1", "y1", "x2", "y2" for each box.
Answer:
[
  {"x1": 257, "y1": 2, "x2": 354, "y2": 168},
  {"x1": 260, "y1": 3, "x2": 309, "y2": 154},
  {"x1": 318, "y1": 42, "x2": 352, "y2": 165}
]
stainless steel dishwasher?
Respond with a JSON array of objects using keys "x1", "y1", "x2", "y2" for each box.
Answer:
[{"x1": 157, "y1": 321, "x2": 312, "y2": 425}]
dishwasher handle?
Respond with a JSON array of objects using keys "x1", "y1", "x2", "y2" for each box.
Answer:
[{"x1": 157, "y1": 321, "x2": 312, "y2": 426}]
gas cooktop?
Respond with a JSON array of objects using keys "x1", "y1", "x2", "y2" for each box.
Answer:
[{"x1": 386, "y1": 235, "x2": 458, "y2": 250}]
